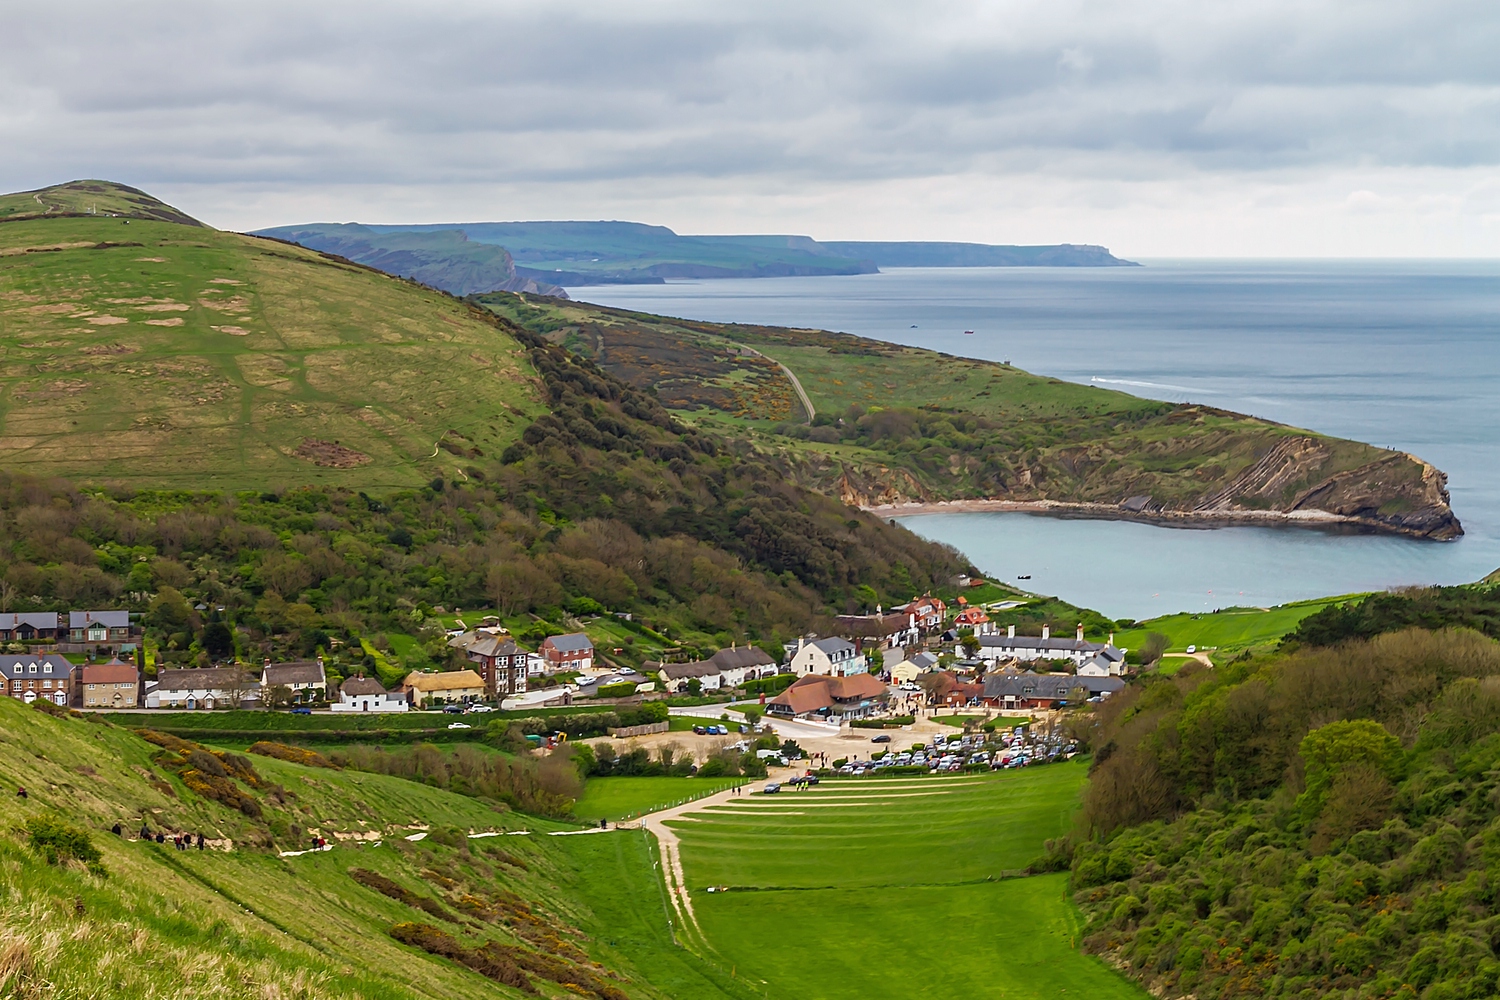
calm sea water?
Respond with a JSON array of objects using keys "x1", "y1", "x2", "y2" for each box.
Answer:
[{"x1": 578, "y1": 261, "x2": 1500, "y2": 619}]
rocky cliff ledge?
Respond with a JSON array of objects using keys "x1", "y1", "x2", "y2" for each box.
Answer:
[{"x1": 828, "y1": 443, "x2": 1462, "y2": 541}]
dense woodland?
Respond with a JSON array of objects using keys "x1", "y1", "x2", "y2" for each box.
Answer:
[
  {"x1": 1066, "y1": 624, "x2": 1500, "y2": 999},
  {"x1": 0, "y1": 324, "x2": 968, "y2": 673}
]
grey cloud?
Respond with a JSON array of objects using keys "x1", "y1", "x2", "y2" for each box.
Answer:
[{"x1": 4, "y1": 0, "x2": 1500, "y2": 202}]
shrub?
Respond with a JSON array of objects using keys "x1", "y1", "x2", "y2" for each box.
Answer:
[
  {"x1": 595, "y1": 682, "x2": 637, "y2": 699},
  {"x1": 25, "y1": 814, "x2": 106, "y2": 877},
  {"x1": 248, "y1": 742, "x2": 336, "y2": 769}
]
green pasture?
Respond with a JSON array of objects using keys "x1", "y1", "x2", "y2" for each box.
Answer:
[
  {"x1": 696, "y1": 875, "x2": 1145, "y2": 1000},
  {"x1": 1114, "y1": 595, "x2": 1365, "y2": 657},
  {"x1": 669, "y1": 760, "x2": 1143, "y2": 1000},
  {"x1": 572, "y1": 776, "x2": 747, "y2": 823},
  {"x1": 670, "y1": 764, "x2": 1087, "y2": 889},
  {"x1": 0, "y1": 214, "x2": 542, "y2": 489}
]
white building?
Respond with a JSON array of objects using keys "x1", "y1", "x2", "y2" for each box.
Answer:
[
  {"x1": 147, "y1": 667, "x2": 260, "y2": 710},
  {"x1": 331, "y1": 676, "x2": 408, "y2": 713},
  {"x1": 976, "y1": 625, "x2": 1126, "y2": 671},
  {"x1": 787, "y1": 637, "x2": 864, "y2": 678}
]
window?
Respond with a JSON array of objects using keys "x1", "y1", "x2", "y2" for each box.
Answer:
[
  {"x1": 43, "y1": 663, "x2": 51, "y2": 674},
  {"x1": 27, "y1": 663, "x2": 36, "y2": 674},
  {"x1": 42, "y1": 680, "x2": 51, "y2": 689}
]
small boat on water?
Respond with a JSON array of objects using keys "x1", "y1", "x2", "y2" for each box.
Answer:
[
  {"x1": 1017, "y1": 574, "x2": 1031, "y2": 580},
  {"x1": 963, "y1": 329, "x2": 975, "y2": 335}
]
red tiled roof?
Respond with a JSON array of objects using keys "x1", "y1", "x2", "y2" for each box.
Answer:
[{"x1": 83, "y1": 662, "x2": 137, "y2": 684}]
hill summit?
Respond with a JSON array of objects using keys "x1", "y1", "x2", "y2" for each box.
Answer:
[{"x1": 0, "y1": 179, "x2": 204, "y2": 226}]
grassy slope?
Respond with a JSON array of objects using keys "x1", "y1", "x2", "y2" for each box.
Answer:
[
  {"x1": 671, "y1": 767, "x2": 1087, "y2": 889},
  {"x1": 1113, "y1": 595, "x2": 1364, "y2": 657},
  {"x1": 479, "y1": 294, "x2": 1426, "y2": 520},
  {"x1": 670, "y1": 763, "x2": 1145, "y2": 1000},
  {"x1": 0, "y1": 696, "x2": 750, "y2": 999},
  {"x1": 0, "y1": 215, "x2": 542, "y2": 489}
]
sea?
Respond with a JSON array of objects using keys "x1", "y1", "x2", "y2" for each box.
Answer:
[{"x1": 575, "y1": 260, "x2": 1500, "y2": 621}]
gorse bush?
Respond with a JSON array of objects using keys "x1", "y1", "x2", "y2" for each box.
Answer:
[
  {"x1": 1069, "y1": 627, "x2": 1500, "y2": 1000},
  {"x1": 24, "y1": 814, "x2": 106, "y2": 878}
]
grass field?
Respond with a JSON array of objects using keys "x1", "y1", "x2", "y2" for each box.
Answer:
[
  {"x1": 572, "y1": 776, "x2": 748, "y2": 822},
  {"x1": 0, "y1": 208, "x2": 542, "y2": 489},
  {"x1": 671, "y1": 766, "x2": 1086, "y2": 889},
  {"x1": 1114, "y1": 594, "x2": 1363, "y2": 657},
  {"x1": 669, "y1": 762, "x2": 1144, "y2": 1000}
]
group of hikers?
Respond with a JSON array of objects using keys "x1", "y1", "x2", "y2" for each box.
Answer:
[{"x1": 121, "y1": 822, "x2": 208, "y2": 850}]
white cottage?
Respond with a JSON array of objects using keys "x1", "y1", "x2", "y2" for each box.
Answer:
[{"x1": 331, "y1": 676, "x2": 408, "y2": 713}]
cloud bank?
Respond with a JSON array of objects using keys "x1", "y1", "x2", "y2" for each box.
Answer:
[{"x1": 3, "y1": 0, "x2": 1499, "y2": 254}]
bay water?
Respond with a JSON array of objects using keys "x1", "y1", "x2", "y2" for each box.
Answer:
[{"x1": 577, "y1": 261, "x2": 1500, "y2": 620}]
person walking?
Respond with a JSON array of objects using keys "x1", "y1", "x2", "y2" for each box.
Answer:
[
  {"x1": 197, "y1": 833, "x2": 206, "y2": 850},
  {"x1": 111, "y1": 823, "x2": 122, "y2": 836}
]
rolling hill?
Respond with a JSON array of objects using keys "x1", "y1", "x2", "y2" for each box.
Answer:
[{"x1": 0, "y1": 185, "x2": 543, "y2": 489}]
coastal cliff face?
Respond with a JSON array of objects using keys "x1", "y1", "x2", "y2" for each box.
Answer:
[{"x1": 803, "y1": 441, "x2": 1462, "y2": 541}]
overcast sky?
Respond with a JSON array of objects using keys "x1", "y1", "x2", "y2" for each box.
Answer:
[{"x1": 5, "y1": 0, "x2": 1499, "y2": 255}]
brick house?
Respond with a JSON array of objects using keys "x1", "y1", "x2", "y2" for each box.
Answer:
[
  {"x1": 0, "y1": 614, "x2": 62, "y2": 643},
  {"x1": 463, "y1": 634, "x2": 529, "y2": 699},
  {"x1": 68, "y1": 611, "x2": 137, "y2": 650},
  {"x1": 0, "y1": 654, "x2": 80, "y2": 706},
  {"x1": 539, "y1": 633, "x2": 594, "y2": 672}
]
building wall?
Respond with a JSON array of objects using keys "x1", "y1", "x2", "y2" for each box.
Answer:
[{"x1": 83, "y1": 682, "x2": 138, "y2": 708}]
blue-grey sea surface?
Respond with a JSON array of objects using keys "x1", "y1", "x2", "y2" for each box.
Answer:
[{"x1": 577, "y1": 261, "x2": 1500, "y2": 620}]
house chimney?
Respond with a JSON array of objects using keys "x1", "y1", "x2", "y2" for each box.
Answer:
[
  {"x1": 1077, "y1": 624, "x2": 1084, "y2": 642},
  {"x1": 1007, "y1": 624, "x2": 1015, "y2": 639},
  {"x1": 1042, "y1": 625, "x2": 1050, "y2": 640}
]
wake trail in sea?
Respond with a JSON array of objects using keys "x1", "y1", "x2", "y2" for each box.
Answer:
[{"x1": 1091, "y1": 376, "x2": 1215, "y2": 395}]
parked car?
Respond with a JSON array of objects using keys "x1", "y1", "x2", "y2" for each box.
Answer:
[
  {"x1": 443, "y1": 704, "x2": 464, "y2": 714},
  {"x1": 693, "y1": 725, "x2": 707, "y2": 735},
  {"x1": 1186, "y1": 645, "x2": 1196, "y2": 653},
  {"x1": 762, "y1": 782, "x2": 781, "y2": 794},
  {"x1": 467, "y1": 705, "x2": 494, "y2": 713},
  {"x1": 289, "y1": 706, "x2": 312, "y2": 715},
  {"x1": 447, "y1": 722, "x2": 471, "y2": 730},
  {"x1": 871, "y1": 734, "x2": 892, "y2": 743}
]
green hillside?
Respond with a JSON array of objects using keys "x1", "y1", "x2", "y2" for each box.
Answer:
[
  {"x1": 0, "y1": 211, "x2": 542, "y2": 489},
  {"x1": 0, "y1": 695, "x2": 757, "y2": 999},
  {"x1": 478, "y1": 293, "x2": 1462, "y2": 540},
  {"x1": 1066, "y1": 627, "x2": 1500, "y2": 1000},
  {"x1": 0, "y1": 179, "x2": 204, "y2": 225}
]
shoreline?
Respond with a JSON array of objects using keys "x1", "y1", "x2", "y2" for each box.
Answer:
[{"x1": 863, "y1": 498, "x2": 1440, "y2": 538}]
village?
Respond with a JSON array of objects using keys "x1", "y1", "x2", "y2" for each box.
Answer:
[{"x1": 0, "y1": 595, "x2": 1129, "y2": 759}]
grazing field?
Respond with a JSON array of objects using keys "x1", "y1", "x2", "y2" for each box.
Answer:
[
  {"x1": 669, "y1": 762, "x2": 1145, "y2": 1000},
  {"x1": 671, "y1": 766, "x2": 1086, "y2": 889},
  {"x1": 573, "y1": 776, "x2": 747, "y2": 823},
  {"x1": 0, "y1": 211, "x2": 542, "y2": 489},
  {"x1": 1114, "y1": 595, "x2": 1363, "y2": 657}
]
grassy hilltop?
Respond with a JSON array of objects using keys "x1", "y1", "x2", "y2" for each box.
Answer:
[{"x1": 0, "y1": 187, "x2": 541, "y2": 489}]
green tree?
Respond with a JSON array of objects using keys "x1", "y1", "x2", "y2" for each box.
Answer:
[
  {"x1": 1297, "y1": 718, "x2": 1402, "y2": 818},
  {"x1": 149, "y1": 586, "x2": 193, "y2": 632}
]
